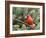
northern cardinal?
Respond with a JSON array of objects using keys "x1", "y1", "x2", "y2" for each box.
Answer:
[
  {"x1": 25, "y1": 15, "x2": 35, "y2": 29},
  {"x1": 26, "y1": 15, "x2": 33, "y2": 25}
]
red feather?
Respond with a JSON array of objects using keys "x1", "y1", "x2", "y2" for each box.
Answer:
[{"x1": 26, "y1": 15, "x2": 33, "y2": 25}]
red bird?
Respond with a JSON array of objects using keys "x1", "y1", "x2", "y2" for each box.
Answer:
[{"x1": 26, "y1": 15, "x2": 33, "y2": 25}]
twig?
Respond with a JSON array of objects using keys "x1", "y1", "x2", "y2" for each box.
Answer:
[{"x1": 15, "y1": 19, "x2": 30, "y2": 26}]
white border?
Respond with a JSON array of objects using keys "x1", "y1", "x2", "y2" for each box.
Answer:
[{"x1": 10, "y1": 4, "x2": 43, "y2": 34}]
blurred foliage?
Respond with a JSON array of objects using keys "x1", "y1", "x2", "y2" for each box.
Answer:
[{"x1": 12, "y1": 7, "x2": 40, "y2": 31}]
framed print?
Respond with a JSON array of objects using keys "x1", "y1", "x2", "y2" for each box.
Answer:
[{"x1": 5, "y1": 1, "x2": 45, "y2": 37}]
